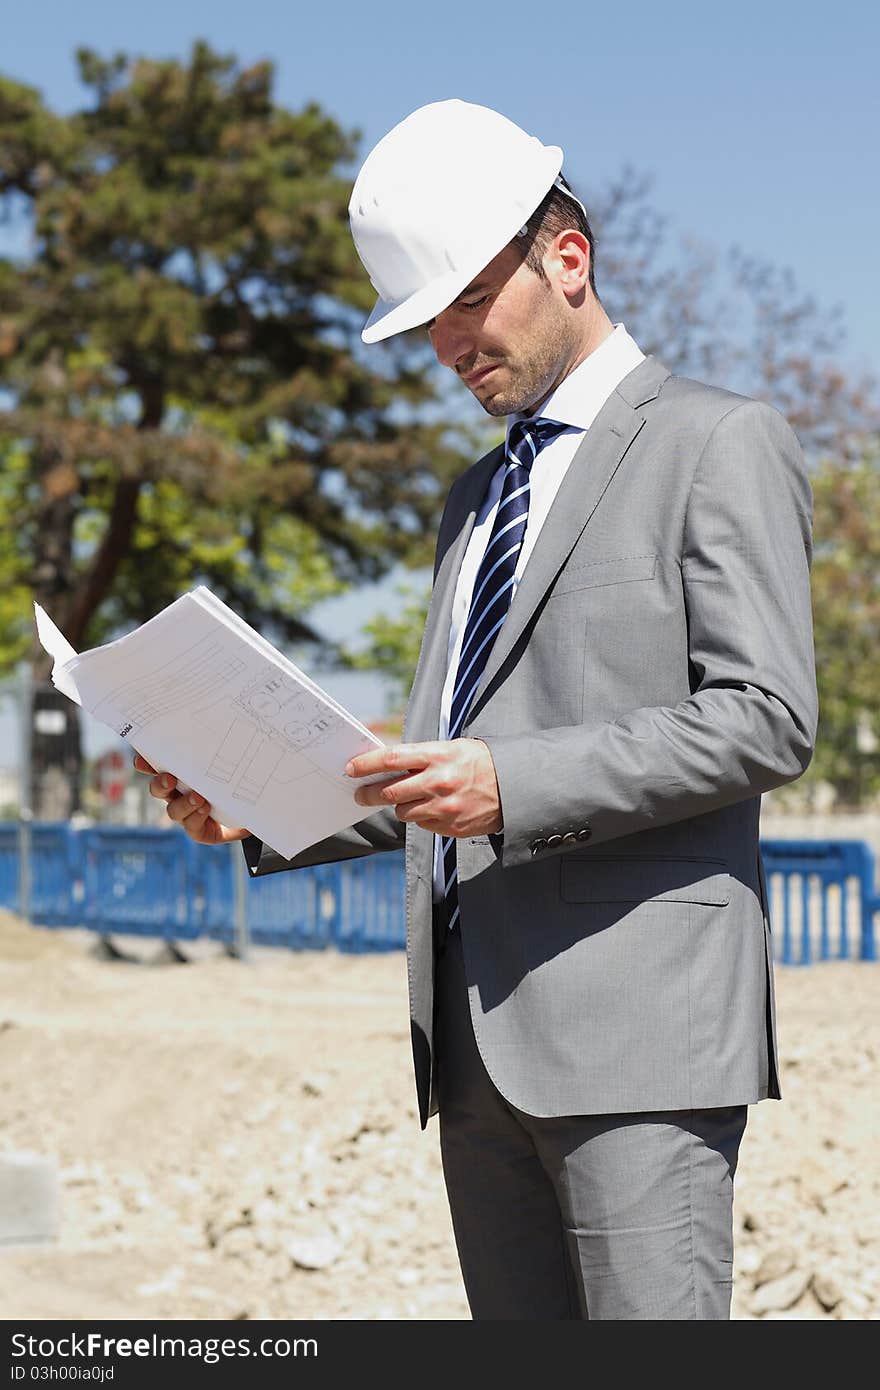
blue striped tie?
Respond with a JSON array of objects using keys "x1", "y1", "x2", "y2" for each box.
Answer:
[{"x1": 442, "y1": 415, "x2": 569, "y2": 931}]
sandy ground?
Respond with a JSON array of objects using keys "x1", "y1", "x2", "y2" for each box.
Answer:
[{"x1": 0, "y1": 909, "x2": 877, "y2": 1321}]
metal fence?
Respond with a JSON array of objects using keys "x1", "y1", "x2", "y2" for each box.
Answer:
[{"x1": 0, "y1": 824, "x2": 877, "y2": 962}]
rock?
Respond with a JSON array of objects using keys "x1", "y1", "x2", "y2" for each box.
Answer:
[
  {"x1": 251, "y1": 1196, "x2": 283, "y2": 1227},
  {"x1": 60, "y1": 1162, "x2": 98, "y2": 1187},
  {"x1": 135, "y1": 1266, "x2": 183, "y2": 1297},
  {"x1": 90, "y1": 1193, "x2": 124, "y2": 1221},
  {"x1": 751, "y1": 1269, "x2": 811, "y2": 1315},
  {"x1": 243, "y1": 1099, "x2": 276, "y2": 1127},
  {"x1": 735, "y1": 1245, "x2": 762, "y2": 1277},
  {"x1": 287, "y1": 1229, "x2": 343, "y2": 1270},
  {"x1": 221, "y1": 1225, "x2": 257, "y2": 1259},
  {"x1": 204, "y1": 1202, "x2": 253, "y2": 1248},
  {"x1": 266, "y1": 1253, "x2": 293, "y2": 1283},
  {"x1": 354, "y1": 1196, "x2": 383, "y2": 1217},
  {"x1": 252, "y1": 1223, "x2": 282, "y2": 1255},
  {"x1": 799, "y1": 1158, "x2": 849, "y2": 1208},
  {"x1": 838, "y1": 1288, "x2": 870, "y2": 1316},
  {"x1": 171, "y1": 1175, "x2": 200, "y2": 1196},
  {"x1": 301, "y1": 1074, "x2": 329, "y2": 1098},
  {"x1": 811, "y1": 1273, "x2": 843, "y2": 1311},
  {"x1": 754, "y1": 1246, "x2": 796, "y2": 1286},
  {"x1": 761, "y1": 1305, "x2": 821, "y2": 1320}
]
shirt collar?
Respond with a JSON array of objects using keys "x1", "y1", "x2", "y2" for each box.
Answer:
[{"x1": 506, "y1": 323, "x2": 645, "y2": 439}]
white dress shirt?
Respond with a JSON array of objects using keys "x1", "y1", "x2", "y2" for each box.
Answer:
[{"x1": 431, "y1": 323, "x2": 646, "y2": 902}]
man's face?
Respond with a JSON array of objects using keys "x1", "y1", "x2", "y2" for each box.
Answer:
[{"x1": 425, "y1": 237, "x2": 580, "y2": 417}]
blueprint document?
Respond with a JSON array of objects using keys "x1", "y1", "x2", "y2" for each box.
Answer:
[{"x1": 34, "y1": 587, "x2": 394, "y2": 861}]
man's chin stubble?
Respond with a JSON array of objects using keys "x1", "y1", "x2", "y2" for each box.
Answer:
[{"x1": 476, "y1": 373, "x2": 550, "y2": 418}]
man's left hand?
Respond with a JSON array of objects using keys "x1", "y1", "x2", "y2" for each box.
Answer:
[{"x1": 345, "y1": 739, "x2": 502, "y2": 837}]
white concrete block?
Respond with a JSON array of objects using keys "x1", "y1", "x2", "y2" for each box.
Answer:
[{"x1": 0, "y1": 1151, "x2": 58, "y2": 1246}]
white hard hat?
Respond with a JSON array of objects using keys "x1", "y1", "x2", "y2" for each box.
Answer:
[{"x1": 349, "y1": 99, "x2": 565, "y2": 344}]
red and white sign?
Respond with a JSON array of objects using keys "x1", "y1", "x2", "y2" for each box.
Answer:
[{"x1": 94, "y1": 749, "x2": 127, "y2": 804}]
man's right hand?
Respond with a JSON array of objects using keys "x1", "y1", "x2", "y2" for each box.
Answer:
[{"x1": 133, "y1": 754, "x2": 250, "y2": 846}]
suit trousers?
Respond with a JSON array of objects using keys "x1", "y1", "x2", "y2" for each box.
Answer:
[{"x1": 434, "y1": 915, "x2": 748, "y2": 1320}]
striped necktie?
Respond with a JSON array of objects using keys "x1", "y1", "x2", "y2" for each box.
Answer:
[{"x1": 442, "y1": 415, "x2": 570, "y2": 931}]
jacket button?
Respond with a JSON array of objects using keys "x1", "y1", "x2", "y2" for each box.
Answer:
[
  {"x1": 546, "y1": 834, "x2": 563, "y2": 848},
  {"x1": 531, "y1": 838, "x2": 549, "y2": 856},
  {"x1": 576, "y1": 826, "x2": 592, "y2": 842},
  {"x1": 562, "y1": 832, "x2": 578, "y2": 845}
]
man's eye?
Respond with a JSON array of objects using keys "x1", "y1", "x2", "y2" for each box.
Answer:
[{"x1": 425, "y1": 294, "x2": 490, "y2": 333}]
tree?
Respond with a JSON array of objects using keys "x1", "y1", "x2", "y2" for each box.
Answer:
[
  {"x1": 346, "y1": 582, "x2": 434, "y2": 721},
  {"x1": 0, "y1": 43, "x2": 470, "y2": 812},
  {"x1": 797, "y1": 451, "x2": 880, "y2": 808}
]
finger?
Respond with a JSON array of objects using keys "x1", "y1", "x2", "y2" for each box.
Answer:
[
  {"x1": 149, "y1": 771, "x2": 178, "y2": 801},
  {"x1": 220, "y1": 825, "x2": 251, "y2": 844},
  {"x1": 133, "y1": 754, "x2": 157, "y2": 775},
  {"x1": 182, "y1": 805, "x2": 220, "y2": 841},
  {"x1": 166, "y1": 788, "x2": 209, "y2": 825},
  {"x1": 393, "y1": 798, "x2": 437, "y2": 823},
  {"x1": 179, "y1": 804, "x2": 250, "y2": 846},
  {"x1": 161, "y1": 789, "x2": 193, "y2": 823},
  {"x1": 166, "y1": 790, "x2": 216, "y2": 836},
  {"x1": 345, "y1": 743, "x2": 439, "y2": 779},
  {"x1": 355, "y1": 771, "x2": 432, "y2": 809},
  {"x1": 168, "y1": 796, "x2": 248, "y2": 846},
  {"x1": 195, "y1": 818, "x2": 250, "y2": 845}
]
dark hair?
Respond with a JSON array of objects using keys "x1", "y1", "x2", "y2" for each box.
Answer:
[{"x1": 514, "y1": 174, "x2": 601, "y2": 302}]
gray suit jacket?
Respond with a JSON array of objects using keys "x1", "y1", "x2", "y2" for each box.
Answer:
[{"x1": 245, "y1": 355, "x2": 818, "y2": 1129}]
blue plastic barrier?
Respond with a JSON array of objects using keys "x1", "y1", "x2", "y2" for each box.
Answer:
[
  {"x1": 80, "y1": 826, "x2": 199, "y2": 940},
  {"x1": 194, "y1": 838, "x2": 236, "y2": 940},
  {"x1": 0, "y1": 822, "x2": 80, "y2": 925},
  {"x1": 31, "y1": 823, "x2": 81, "y2": 926},
  {"x1": 0, "y1": 824, "x2": 20, "y2": 914},
  {"x1": 247, "y1": 861, "x2": 340, "y2": 949},
  {"x1": 760, "y1": 839, "x2": 877, "y2": 964},
  {"x1": 333, "y1": 854, "x2": 407, "y2": 952}
]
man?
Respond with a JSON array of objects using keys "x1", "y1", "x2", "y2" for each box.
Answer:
[{"x1": 138, "y1": 99, "x2": 818, "y2": 1319}]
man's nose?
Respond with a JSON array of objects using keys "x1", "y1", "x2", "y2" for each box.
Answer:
[{"x1": 428, "y1": 314, "x2": 473, "y2": 373}]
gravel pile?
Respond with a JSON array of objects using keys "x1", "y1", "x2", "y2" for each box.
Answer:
[{"x1": 0, "y1": 910, "x2": 875, "y2": 1320}]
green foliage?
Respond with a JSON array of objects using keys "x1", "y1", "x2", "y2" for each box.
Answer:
[
  {"x1": 0, "y1": 43, "x2": 470, "y2": 675},
  {"x1": 344, "y1": 581, "x2": 432, "y2": 712},
  {"x1": 798, "y1": 452, "x2": 880, "y2": 806}
]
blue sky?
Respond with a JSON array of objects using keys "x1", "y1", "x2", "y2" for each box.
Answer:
[{"x1": 2, "y1": 0, "x2": 878, "y2": 740}]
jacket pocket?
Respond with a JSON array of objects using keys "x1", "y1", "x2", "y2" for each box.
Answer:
[
  {"x1": 560, "y1": 855, "x2": 730, "y2": 906},
  {"x1": 551, "y1": 552, "x2": 657, "y2": 596}
]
